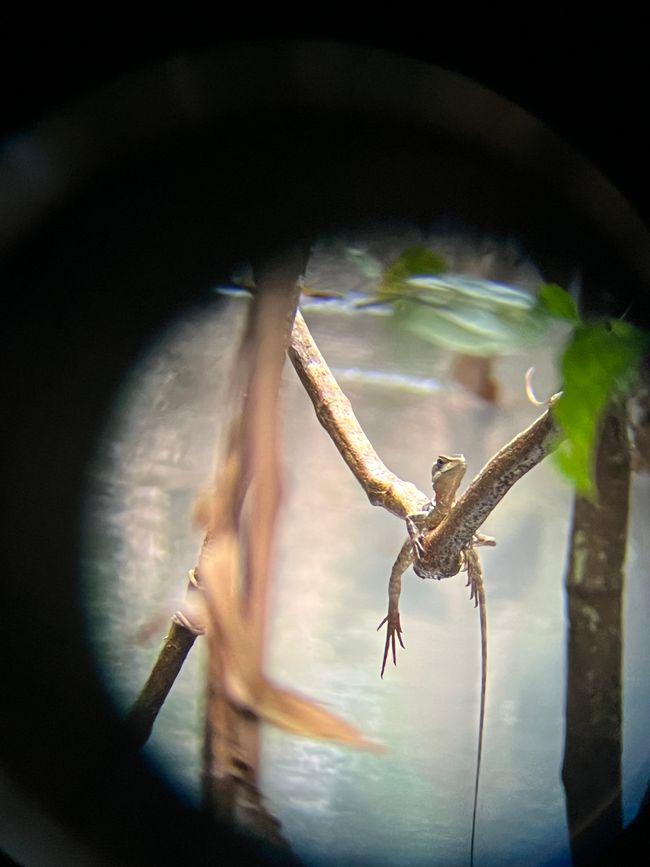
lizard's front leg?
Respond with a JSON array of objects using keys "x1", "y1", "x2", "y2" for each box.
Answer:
[
  {"x1": 406, "y1": 513, "x2": 428, "y2": 560},
  {"x1": 377, "y1": 537, "x2": 413, "y2": 677}
]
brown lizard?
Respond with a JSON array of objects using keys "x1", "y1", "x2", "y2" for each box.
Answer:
[
  {"x1": 290, "y1": 311, "x2": 562, "y2": 860},
  {"x1": 378, "y1": 453, "x2": 493, "y2": 867},
  {"x1": 377, "y1": 454, "x2": 476, "y2": 673},
  {"x1": 377, "y1": 390, "x2": 562, "y2": 864}
]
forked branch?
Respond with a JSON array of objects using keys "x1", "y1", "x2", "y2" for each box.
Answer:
[{"x1": 288, "y1": 309, "x2": 564, "y2": 548}]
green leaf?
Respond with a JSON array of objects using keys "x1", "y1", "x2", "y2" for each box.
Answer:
[
  {"x1": 396, "y1": 300, "x2": 545, "y2": 355},
  {"x1": 538, "y1": 282, "x2": 581, "y2": 323},
  {"x1": 406, "y1": 274, "x2": 535, "y2": 312},
  {"x1": 553, "y1": 320, "x2": 649, "y2": 493},
  {"x1": 378, "y1": 246, "x2": 448, "y2": 296},
  {"x1": 391, "y1": 280, "x2": 547, "y2": 355},
  {"x1": 373, "y1": 247, "x2": 551, "y2": 355}
]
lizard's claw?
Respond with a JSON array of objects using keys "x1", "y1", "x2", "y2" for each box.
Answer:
[
  {"x1": 377, "y1": 610, "x2": 405, "y2": 678},
  {"x1": 466, "y1": 571, "x2": 479, "y2": 608}
]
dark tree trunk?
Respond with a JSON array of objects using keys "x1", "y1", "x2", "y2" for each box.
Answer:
[{"x1": 561, "y1": 400, "x2": 631, "y2": 865}]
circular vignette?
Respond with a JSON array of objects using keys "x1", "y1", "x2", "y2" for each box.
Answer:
[{"x1": 2, "y1": 40, "x2": 649, "y2": 867}]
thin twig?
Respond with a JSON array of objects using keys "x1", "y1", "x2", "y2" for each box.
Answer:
[
  {"x1": 127, "y1": 619, "x2": 198, "y2": 747},
  {"x1": 418, "y1": 405, "x2": 563, "y2": 578}
]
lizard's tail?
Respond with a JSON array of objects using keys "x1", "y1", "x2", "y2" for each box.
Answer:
[{"x1": 469, "y1": 550, "x2": 488, "y2": 867}]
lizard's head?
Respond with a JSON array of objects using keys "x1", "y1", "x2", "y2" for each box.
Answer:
[{"x1": 431, "y1": 454, "x2": 467, "y2": 502}]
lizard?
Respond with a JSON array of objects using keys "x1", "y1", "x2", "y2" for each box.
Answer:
[
  {"x1": 376, "y1": 375, "x2": 562, "y2": 864},
  {"x1": 377, "y1": 453, "x2": 494, "y2": 867},
  {"x1": 290, "y1": 309, "x2": 562, "y2": 859}
]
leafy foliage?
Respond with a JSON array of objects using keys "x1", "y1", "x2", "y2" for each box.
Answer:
[
  {"x1": 537, "y1": 282, "x2": 580, "y2": 324},
  {"x1": 370, "y1": 251, "x2": 648, "y2": 492},
  {"x1": 372, "y1": 245, "x2": 548, "y2": 355},
  {"x1": 553, "y1": 319, "x2": 648, "y2": 493},
  {"x1": 376, "y1": 246, "x2": 449, "y2": 296}
]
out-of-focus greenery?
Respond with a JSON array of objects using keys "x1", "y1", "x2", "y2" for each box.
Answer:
[
  {"x1": 377, "y1": 246, "x2": 449, "y2": 294},
  {"x1": 536, "y1": 282, "x2": 580, "y2": 324},
  {"x1": 530, "y1": 283, "x2": 647, "y2": 494},
  {"x1": 553, "y1": 320, "x2": 648, "y2": 494},
  {"x1": 367, "y1": 245, "x2": 547, "y2": 355},
  {"x1": 371, "y1": 248, "x2": 648, "y2": 493}
]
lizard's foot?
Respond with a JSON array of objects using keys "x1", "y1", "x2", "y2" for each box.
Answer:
[
  {"x1": 465, "y1": 548, "x2": 484, "y2": 608},
  {"x1": 377, "y1": 609, "x2": 405, "y2": 678},
  {"x1": 473, "y1": 532, "x2": 496, "y2": 548}
]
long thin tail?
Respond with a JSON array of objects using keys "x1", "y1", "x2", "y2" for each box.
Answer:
[{"x1": 469, "y1": 556, "x2": 487, "y2": 867}]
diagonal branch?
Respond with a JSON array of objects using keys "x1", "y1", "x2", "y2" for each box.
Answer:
[
  {"x1": 288, "y1": 309, "x2": 430, "y2": 519},
  {"x1": 417, "y1": 405, "x2": 563, "y2": 579}
]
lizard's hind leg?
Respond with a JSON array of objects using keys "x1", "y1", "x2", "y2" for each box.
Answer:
[
  {"x1": 377, "y1": 538, "x2": 412, "y2": 677},
  {"x1": 465, "y1": 547, "x2": 484, "y2": 608}
]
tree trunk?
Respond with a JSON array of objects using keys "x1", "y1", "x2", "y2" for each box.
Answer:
[{"x1": 561, "y1": 400, "x2": 631, "y2": 864}]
